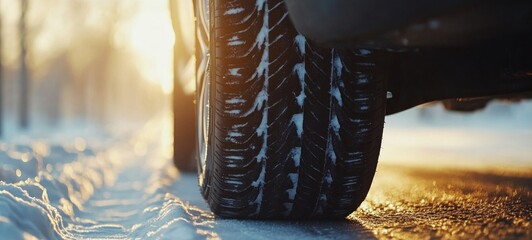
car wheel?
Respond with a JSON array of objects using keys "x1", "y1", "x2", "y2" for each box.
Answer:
[{"x1": 196, "y1": 0, "x2": 386, "y2": 218}]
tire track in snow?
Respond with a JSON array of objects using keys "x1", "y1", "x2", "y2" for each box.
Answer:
[{"x1": 0, "y1": 116, "x2": 218, "y2": 239}]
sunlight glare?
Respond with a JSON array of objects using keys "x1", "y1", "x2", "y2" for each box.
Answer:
[{"x1": 120, "y1": 1, "x2": 175, "y2": 94}]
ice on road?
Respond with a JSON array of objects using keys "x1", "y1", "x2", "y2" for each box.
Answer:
[{"x1": 1, "y1": 102, "x2": 531, "y2": 239}]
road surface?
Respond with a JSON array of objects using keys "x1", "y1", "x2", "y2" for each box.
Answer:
[{"x1": 0, "y1": 105, "x2": 530, "y2": 239}]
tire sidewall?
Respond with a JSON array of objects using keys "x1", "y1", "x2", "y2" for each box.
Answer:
[{"x1": 196, "y1": 0, "x2": 215, "y2": 198}]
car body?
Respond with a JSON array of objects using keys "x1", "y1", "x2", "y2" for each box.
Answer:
[{"x1": 285, "y1": 0, "x2": 532, "y2": 48}]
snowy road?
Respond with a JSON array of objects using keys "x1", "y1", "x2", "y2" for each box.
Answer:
[{"x1": 1, "y1": 104, "x2": 531, "y2": 239}]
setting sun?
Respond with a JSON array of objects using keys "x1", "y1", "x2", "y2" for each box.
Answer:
[{"x1": 117, "y1": 0, "x2": 175, "y2": 94}]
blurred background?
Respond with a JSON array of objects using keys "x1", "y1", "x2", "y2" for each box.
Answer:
[{"x1": 0, "y1": 0, "x2": 174, "y2": 138}]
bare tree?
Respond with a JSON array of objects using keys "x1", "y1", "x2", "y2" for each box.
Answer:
[{"x1": 19, "y1": 0, "x2": 29, "y2": 129}]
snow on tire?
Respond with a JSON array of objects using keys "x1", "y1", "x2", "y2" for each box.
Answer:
[{"x1": 197, "y1": 0, "x2": 386, "y2": 219}]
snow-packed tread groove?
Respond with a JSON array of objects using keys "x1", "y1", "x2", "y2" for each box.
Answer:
[
  {"x1": 261, "y1": 0, "x2": 303, "y2": 217},
  {"x1": 201, "y1": 0, "x2": 385, "y2": 219}
]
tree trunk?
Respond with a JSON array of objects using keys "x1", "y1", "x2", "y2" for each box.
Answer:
[{"x1": 19, "y1": 0, "x2": 29, "y2": 129}]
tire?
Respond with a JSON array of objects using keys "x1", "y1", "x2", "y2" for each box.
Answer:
[
  {"x1": 173, "y1": 88, "x2": 196, "y2": 171},
  {"x1": 196, "y1": 0, "x2": 386, "y2": 219},
  {"x1": 171, "y1": 0, "x2": 197, "y2": 171}
]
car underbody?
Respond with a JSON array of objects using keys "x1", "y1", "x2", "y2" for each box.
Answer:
[
  {"x1": 285, "y1": 0, "x2": 532, "y2": 114},
  {"x1": 382, "y1": 36, "x2": 532, "y2": 114}
]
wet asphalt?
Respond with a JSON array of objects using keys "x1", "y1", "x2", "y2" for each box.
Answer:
[{"x1": 351, "y1": 164, "x2": 531, "y2": 239}]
